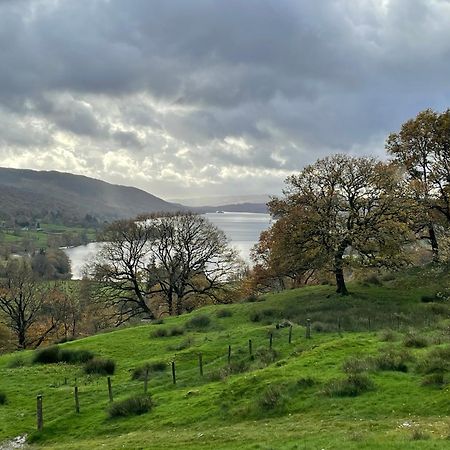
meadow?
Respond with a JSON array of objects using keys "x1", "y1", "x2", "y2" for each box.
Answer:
[{"x1": 0, "y1": 266, "x2": 449, "y2": 449}]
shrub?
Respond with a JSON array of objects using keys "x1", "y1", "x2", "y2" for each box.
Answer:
[
  {"x1": 216, "y1": 309, "x2": 233, "y2": 318},
  {"x1": 323, "y1": 373, "x2": 375, "y2": 397},
  {"x1": 421, "y1": 294, "x2": 438, "y2": 303},
  {"x1": 186, "y1": 315, "x2": 211, "y2": 330},
  {"x1": 378, "y1": 329, "x2": 398, "y2": 342},
  {"x1": 421, "y1": 373, "x2": 446, "y2": 388},
  {"x1": 84, "y1": 358, "x2": 115, "y2": 375},
  {"x1": 168, "y1": 326, "x2": 185, "y2": 337},
  {"x1": 244, "y1": 294, "x2": 259, "y2": 303},
  {"x1": 257, "y1": 384, "x2": 285, "y2": 410},
  {"x1": 151, "y1": 328, "x2": 168, "y2": 338},
  {"x1": 60, "y1": 349, "x2": 94, "y2": 364},
  {"x1": 151, "y1": 318, "x2": 164, "y2": 325},
  {"x1": 254, "y1": 347, "x2": 278, "y2": 366},
  {"x1": 33, "y1": 346, "x2": 61, "y2": 364},
  {"x1": 132, "y1": 361, "x2": 167, "y2": 380},
  {"x1": 33, "y1": 345, "x2": 95, "y2": 365},
  {"x1": 410, "y1": 428, "x2": 431, "y2": 441},
  {"x1": 403, "y1": 332, "x2": 428, "y2": 348},
  {"x1": 108, "y1": 394, "x2": 153, "y2": 418},
  {"x1": 342, "y1": 356, "x2": 370, "y2": 374},
  {"x1": 0, "y1": 391, "x2": 6, "y2": 405},
  {"x1": 372, "y1": 351, "x2": 410, "y2": 372},
  {"x1": 416, "y1": 347, "x2": 450, "y2": 374}
]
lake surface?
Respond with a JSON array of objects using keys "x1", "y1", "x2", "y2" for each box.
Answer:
[{"x1": 64, "y1": 212, "x2": 272, "y2": 279}]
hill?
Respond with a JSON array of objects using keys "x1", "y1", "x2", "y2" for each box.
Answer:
[
  {"x1": 0, "y1": 167, "x2": 184, "y2": 225},
  {"x1": 0, "y1": 267, "x2": 449, "y2": 449}
]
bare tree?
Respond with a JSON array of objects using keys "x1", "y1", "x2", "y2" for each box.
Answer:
[
  {"x1": 92, "y1": 213, "x2": 242, "y2": 323},
  {"x1": 0, "y1": 259, "x2": 62, "y2": 348}
]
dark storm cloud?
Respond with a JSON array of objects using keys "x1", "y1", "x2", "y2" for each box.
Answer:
[{"x1": 1, "y1": 0, "x2": 450, "y2": 198}]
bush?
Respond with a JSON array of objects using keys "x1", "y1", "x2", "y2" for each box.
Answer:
[
  {"x1": 323, "y1": 373, "x2": 375, "y2": 397},
  {"x1": 421, "y1": 373, "x2": 446, "y2": 388},
  {"x1": 403, "y1": 332, "x2": 428, "y2": 348},
  {"x1": 108, "y1": 394, "x2": 153, "y2": 418},
  {"x1": 168, "y1": 326, "x2": 185, "y2": 337},
  {"x1": 84, "y1": 358, "x2": 115, "y2": 375},
  {"x1": 186, "y1": 315, "x2": 211, "y2": 330},
  {"x1": 421, "y1": 294, "x2": 438, "y2": 303},
  {"x1": 378, "y1": 329, "x2": 398, "y2": 342},
  {"x1": 216, "y1": 309, "x2": 233, "y2": 318},
  {"x1": 254, "y1": 347, "x2": 278, "y2": 366},
  {"x1": 33, "y1": 345, "x2": 61, "y2": 364},
  {"x1": 342, "y1": 356, "x2": 370, "y2": 374},
  {"x1": 257, "y1": 384, "x2": 285, "y2": 410},
  {"x1": 0, "y1": 391, "x2": 6, "y2": 405},
  {"x1": 416, "y1": 347, "x2": 450, "y2": 374},
  {"x1": 249, "y1": 312, "x2": 261, "y2": 322},
  {"x1": 60, "y1": 349, "x2": 94, "y2": 364},
  {"x1": 132, "y1": 361, "x2": 167, "y2": 380},
  {"x1": 151, "y1": 328, "x2": 168, "y2": 338},
  {"x1": 33, "y1": 346, "x2": 95, "y2": 365},
  {"x1": 372, "y1": 350, "x2": 410, "y2": 372}
]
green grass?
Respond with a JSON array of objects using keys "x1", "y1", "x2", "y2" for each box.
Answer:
[{"x1": 0, "y1": 268, "x2": 450, "y2": 449}]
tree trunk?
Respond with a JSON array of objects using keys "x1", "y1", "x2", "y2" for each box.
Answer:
[
  {"x1": 428, "y1": 224, "x2": 439, "y2": 261},
  {"x1": 334, "y1": 251, "x2": 348, "y2": 296},
  {"x1": 18, "y1": 328, "x2": 27, "y2": 349}
]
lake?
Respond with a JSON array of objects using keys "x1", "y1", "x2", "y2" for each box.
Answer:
[{"x1": 64, "y1": 212, "x2": 272, "y2": 279}]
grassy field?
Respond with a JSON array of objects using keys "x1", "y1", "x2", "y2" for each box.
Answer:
[
  {"x1": 0, "y1": 267, "x2": 449, "y2": 449},
  {"x1": 0, "y1": 223, "x2": 97, "y2": 250}
]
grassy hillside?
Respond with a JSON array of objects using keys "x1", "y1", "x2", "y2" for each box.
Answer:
[
  {"x1": 0, "y1": 268, "x2": 449, "y2": 449},
  {"x1": 0, "y1": 167, "x2": 183, "y2": 224}
]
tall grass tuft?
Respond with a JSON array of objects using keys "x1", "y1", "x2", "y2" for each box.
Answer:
[
  {"x1": 323, "y1": 373, "x2": 375, "y2": 397},
  {"x1": 108, "y1": 394, "x2": 153, "y2": 418},
  {"x1": 84, "y1": 358, "x2": 116, "y2": 375}
]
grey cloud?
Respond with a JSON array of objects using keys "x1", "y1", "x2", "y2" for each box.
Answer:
[{"x1": 1, "y1": 0, "x2": 450, "y2": 198}]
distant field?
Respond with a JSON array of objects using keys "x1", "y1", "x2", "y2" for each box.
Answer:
[
  {"x1": 0, "y1": 267, "x2": 449, "y2": 449},
  {"x1": 0, "y1": 223, "x2": 97, "y2": 250}
]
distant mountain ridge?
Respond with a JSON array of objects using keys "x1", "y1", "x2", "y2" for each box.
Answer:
[
  {"x1": 0, "y1": 167, "x2": 183, "y2": 224},
  {"x1": 0, "y1": 167, "x2": 267, "y2": 225}
]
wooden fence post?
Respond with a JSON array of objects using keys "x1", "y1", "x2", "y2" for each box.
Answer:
[
  {"x1": 248, "y1": 339, "x2": 253, "y2": 357},
  {"x1": 107, "y1": 376, "x2": 113, "y2": 402},
  {"x1": 36, "y1": 395, "x2": 43, "y2": 431},
  {"x1": 74, "y1": 385, "x2": 80, "y2": 413},
  {"x1": 171, "y1": 361, "x2": 176, "y2": 384},
  {"x1": 228, "y1": 345, "x2": 231, "y2": 366},
  {"x1": 269, "y1": 333, "x2": 273, "y2": 349},
  {"x1": 288, "y1": 325, "x2": 292, "y2": 344}
]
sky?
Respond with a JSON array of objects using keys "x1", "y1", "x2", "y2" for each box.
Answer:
[{"x1": 1, "y1": 0, "x2": 450, "y2": 201}]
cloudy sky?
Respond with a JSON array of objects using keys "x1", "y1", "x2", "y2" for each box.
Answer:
[{"x1": 1, "y1": 0, "x2": 450, "y2": 201}]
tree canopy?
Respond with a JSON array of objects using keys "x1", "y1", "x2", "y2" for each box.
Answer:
[{"x1": 261, "y1": 154, "x2": 413, "y2": 295}]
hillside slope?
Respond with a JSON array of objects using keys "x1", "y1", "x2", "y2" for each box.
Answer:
[
  {"x1": 0, "y1": 167, "x2": 183, "y2": 223},
  {"x1": 0, "y1": 268, "x2": 449, "y2": 449}
]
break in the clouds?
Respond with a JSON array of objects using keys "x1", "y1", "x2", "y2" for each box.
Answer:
[{"x1": 1, "y1": 0, "x2": 450, "y2": 199}]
